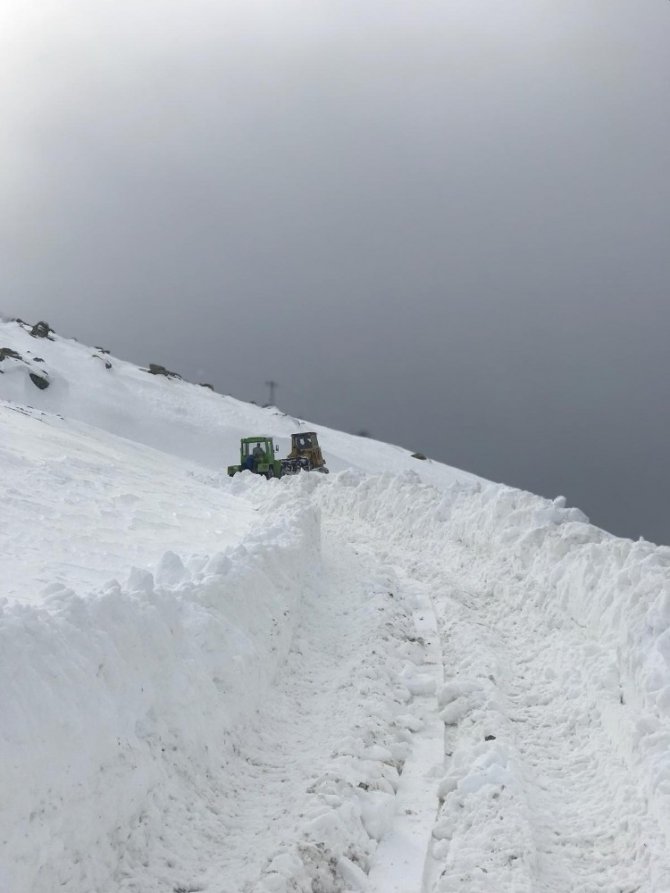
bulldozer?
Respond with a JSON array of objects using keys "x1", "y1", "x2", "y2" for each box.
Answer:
[
  {"x1": 287, "y1": 431, "x2": 329, "y2": 473},
  {"x1": 227, "y1": 432, "x2": 329, "y2": 479}
]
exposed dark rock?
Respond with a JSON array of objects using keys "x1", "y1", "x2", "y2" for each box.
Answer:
[
  {"x1": 94, "y1": 346, "x2": 111, "y2": 354},
  {"x1": 30, "y1": 321, "x2": 54, "y2": 339},
  {"x1": 145, "y1": 363, "x2": 182, "y2": 380},
  {"x1": 33, "y1": 357, "x2": 45, "y2": 362},
  {"x1": 29, "y1": 372, "x2": 50, "y2": 390},
  {"x1": 199, "y1": 382, "x2": 214, "y2": 390},
  {"x1": 92, "y1": 354, "x2": 113, "y2": 370},
  {"x1": 0, "y1": 347, "x2": 22, "y2": 362},
  {"x1": 485, "y1": 734, "x2": 496, "y2": 741},
  {"x1": 412, "y1": 452, "x2": 428, "y2": 460}
]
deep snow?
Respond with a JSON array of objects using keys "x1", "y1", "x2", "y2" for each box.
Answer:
[{"x1": 1, "y1": 319, "x2": 670, "y2": 892}]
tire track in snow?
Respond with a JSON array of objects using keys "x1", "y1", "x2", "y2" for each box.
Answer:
[{"x1": 367, "y1": 569, "x2": 445, "y2": 893}]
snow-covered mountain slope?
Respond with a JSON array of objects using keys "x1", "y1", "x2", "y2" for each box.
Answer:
[
  {"x1": 0, "y1": 318, "x2": 478, "y2": 487},
  {"x1": 2, "y1": 318, "x2": 670, "y2": 893}
]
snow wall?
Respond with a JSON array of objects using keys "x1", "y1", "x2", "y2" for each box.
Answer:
[
  {"x1": 0, "y1": 480, "x2": 321, "y2": 892},
  {"x1": 318, "y1": 471, "x2": 670, "y2": 842}
]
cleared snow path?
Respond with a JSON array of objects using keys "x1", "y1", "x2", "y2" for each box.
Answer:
[
  {"x1": 156, "y1": 537, "x2": 407, "y2": 892},
  {"x1": 367, "y1": 570, "x2": 445, "y2": 893},
  {"x1": 86, "y1": 481, "x2": 422, "y2": 893}
]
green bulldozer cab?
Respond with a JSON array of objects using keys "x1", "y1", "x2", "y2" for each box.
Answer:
[{"x1": 227, "y1": 436, "x2": 282, "y2": 479}]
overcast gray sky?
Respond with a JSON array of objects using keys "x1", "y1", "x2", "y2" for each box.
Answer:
[{"x1": 2, "y1": 0, "x2": 669, "y2": 543}]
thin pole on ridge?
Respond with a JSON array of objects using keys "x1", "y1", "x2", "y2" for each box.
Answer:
[{"x1": 265, "y1": 380, "x2": 277, "y2": 406}]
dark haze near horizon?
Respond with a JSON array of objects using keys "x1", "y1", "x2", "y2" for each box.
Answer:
[{"x1": 2, "y1": 0, "x2": 669, "y2": 543}]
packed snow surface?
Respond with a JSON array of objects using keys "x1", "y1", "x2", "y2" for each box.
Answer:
[{"x1": 1, "y1": 318, "x2": 670, "y2": 892}]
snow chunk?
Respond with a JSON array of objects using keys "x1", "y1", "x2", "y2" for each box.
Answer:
[{"x1": 155, "y1": 550, "x2": 188, "y2": 586}]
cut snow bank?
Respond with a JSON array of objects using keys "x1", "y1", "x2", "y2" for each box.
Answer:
[
  {"x1": 320, "y1": 469, "x2": 670, "y2": 738},
  {"x1": 317, "y1": 471, "x2": 670, "y2": 886},
  {"x1": 444, "y1": 483, "x2": 670, "y2": 736},
  {"x1": 0, "y1": 477, "x2": 320, "y2": 893}
]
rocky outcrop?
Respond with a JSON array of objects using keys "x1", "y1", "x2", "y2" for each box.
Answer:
[
  {"x1": 92, "y1": 354, "x2": 113, "y2": 370},
  {"x1": 0, "y1": 347, "x2": 22, "y2": 362},
  {"x1": 145, "y1": 363, "x2": 182, "y2": 380},
  {"x1": 29, "y1": 372, "x2": 50, "y2": 390},
  {"x1": 30, "y1": 321, "x2": 54, "y2": 340},
  {"x1": 0, "y1": 340, "x2": 50, "y2": 389}
]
